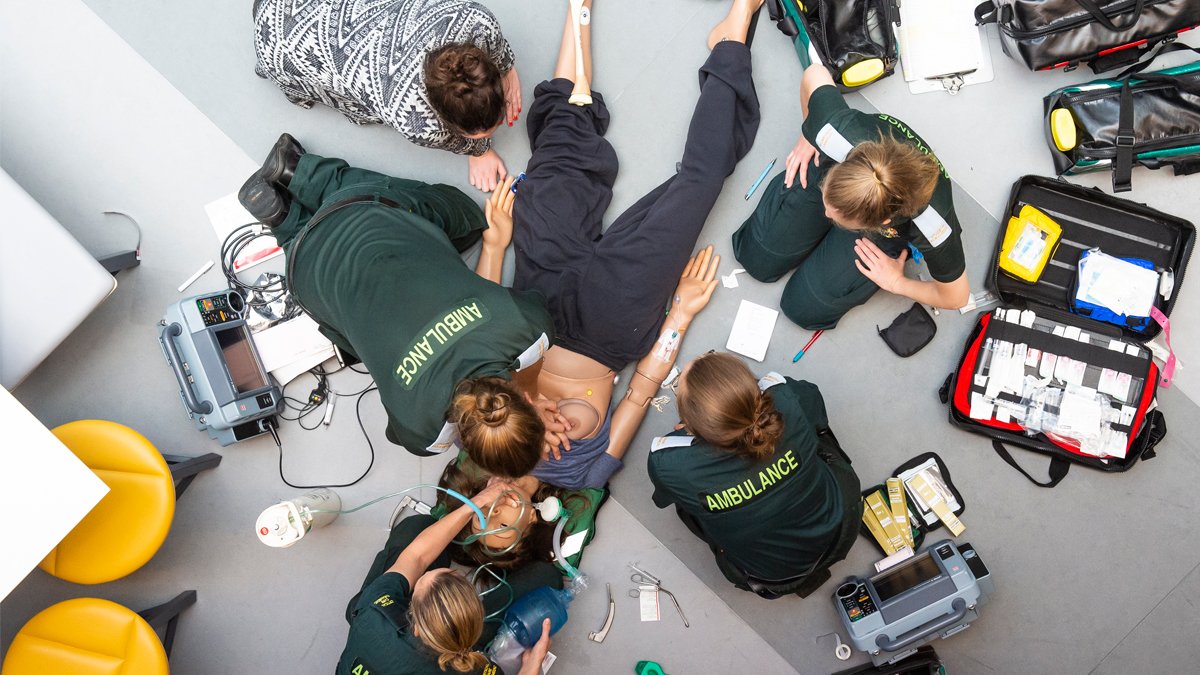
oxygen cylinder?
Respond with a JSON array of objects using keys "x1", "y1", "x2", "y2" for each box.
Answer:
[{"x1": 256, "y1": 488, "x2": 341, "y2": 548}]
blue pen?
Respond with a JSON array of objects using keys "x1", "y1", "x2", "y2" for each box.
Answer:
[
  {"x1": 510, "y1": 172, "x2": 527, "y2": 194},
  {"x1": 744, "y1": 158, "x2": 776, "y2": 200}
]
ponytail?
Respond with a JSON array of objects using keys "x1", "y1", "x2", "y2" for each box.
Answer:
[
  {"x1": 408, "y1": 571, "x2": 488, "y2": 673},
  {"x1": 822, "y1": 135, "x2": 941, "y2": 230},
  {"x1": 678, "y1": 353, "x2": 783, "y2": 459},
  {"x1": 450, "y1": 377, "x2": 543, "y2": 478}
]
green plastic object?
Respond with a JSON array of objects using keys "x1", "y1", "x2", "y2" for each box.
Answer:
[{"x1": 635, "y1": 661, "x2": 666, "y2": 675}]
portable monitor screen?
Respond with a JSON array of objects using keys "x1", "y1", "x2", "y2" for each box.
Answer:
[
  {"x1": 872, "y1": 552, "x2": 941, "y2": 604},
  {"x1": 215, "y1": 326, "x2": 267, "y2": 394}
]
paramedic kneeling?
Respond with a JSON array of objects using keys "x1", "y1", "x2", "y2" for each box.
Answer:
[
  {"x1": 647, "y1": 353, "x2": 861, "y2": 598},
  {"x1": 338, "y1": 480, "x2": 552, "y2": 675},
  {"x1": 732, "y1": 64, "x2": 970, "y2": 329}
]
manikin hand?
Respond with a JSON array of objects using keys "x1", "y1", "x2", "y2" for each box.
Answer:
[
  {"x1": 469, "y1": 148, "x2": 508, "y2": 192},
  {"x1": 502, "y1": 67, "x2": 522, "y2": 127},
  {"x1": 784, "y1": 133, "x2": 820, "y2": 189},
  {"x1": 483, "y1": 175, "x2": 516, "y2": 249},
  {"x1": 532, "y1": 396, "x2": 572, "y2": 461},
  {"x1": 853, "y1": 238, "x2": 908, "y2": 293},
  {"x1": 670, "y1": 245, "x2": 720, "y2": 320}
]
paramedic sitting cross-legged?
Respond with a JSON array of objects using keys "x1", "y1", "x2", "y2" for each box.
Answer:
[{"x1": 732, "y1": 63, "x2": 970, "y2": 329}]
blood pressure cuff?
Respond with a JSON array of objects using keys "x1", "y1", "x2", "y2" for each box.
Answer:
[
  {"x1": 772, "y1": 0, "x2": 899, "y2": 91},
  {"x1": 877, "y1": 303, "x2": 937, "y2": 357},
  {"x1": 1072, "y1": 250, "x2": 1156, "y2": 331},
  {"x1": 1043, "y1": 49, "x2": 1200, "y2": 192}
]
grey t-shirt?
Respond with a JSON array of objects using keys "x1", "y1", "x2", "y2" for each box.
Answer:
[{"x1": 532, "y1": 413, "x2": 621, "y2": 490}]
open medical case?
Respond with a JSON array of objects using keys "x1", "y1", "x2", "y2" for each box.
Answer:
[{"x1": 943, "y1": 176, "x2": 1192, "y2": 486}]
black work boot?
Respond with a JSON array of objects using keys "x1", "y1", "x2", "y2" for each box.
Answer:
[
  {"x1": 237, "y1": 133, "x2": 306, "y2": 228},
  {"x1": 238, "y1": 173, "x2": 290, "y2": 229},
  {"x1": 259, "y1": 132, "x2": 305, "y2": 189}
]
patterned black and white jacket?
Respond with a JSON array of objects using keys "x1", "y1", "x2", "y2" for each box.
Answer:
[{"x1": 253, "y1": 0, "x2": 515, "y2": 156}]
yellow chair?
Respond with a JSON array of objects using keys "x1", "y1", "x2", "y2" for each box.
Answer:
[
  {"x1": 38, "y1": 420, "x2": 221, "y2": 584},
  {"x1": 1, "y1": 592, "x2": 196, "y2": 675}
]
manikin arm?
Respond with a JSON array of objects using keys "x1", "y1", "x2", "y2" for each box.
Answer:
[{"x1": 605, "y1": 247, "x2": 720, "y2": 462}]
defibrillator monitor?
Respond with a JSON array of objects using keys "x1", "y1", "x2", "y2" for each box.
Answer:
[
  {"x1": 834, "y1": 540, "x2": 993, "y2": 665},
  {"x1": 160, "y1": 290, "x2": 281, "y2": 446}
]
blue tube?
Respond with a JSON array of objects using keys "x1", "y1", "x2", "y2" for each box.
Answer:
[{"x1": 311, "y1": 484, "x2": 488, "y2": 528}]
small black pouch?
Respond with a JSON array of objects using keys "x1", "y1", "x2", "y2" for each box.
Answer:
[{"x1": 877, "y1": 302, "x2": 936, "y2": 357}]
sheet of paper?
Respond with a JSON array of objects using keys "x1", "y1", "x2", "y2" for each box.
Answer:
[
  {"x1": 725, "y1": 300, "x2": 778, "y2": 362},
  {"x1": 639, "y1": 586, "x2": 661, "y2": 621},
  {"x1": 205, "y1": 192, "x2": 282, "y2": 273},
  {"x1": 896, "y1": 0, "x2": 983, "y2": 79},
  {"x1": 251, "y1": 314, "x2": 337, "y2": 384},
  {"x1": 721, "y1": 269, "x2": 746, "y2": 289}
]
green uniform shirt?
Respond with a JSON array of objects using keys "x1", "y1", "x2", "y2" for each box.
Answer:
[
  {"x1": 647, "y1": 377, "x2": 844, "y2": 580},
  {"x1": 802, "y1": 85, "x2": 966, "y2": 282},
  {"x1": 337, "y1": 572, "x2": 503, "y2": 675},
  {"x1": 280, "y1": 206, "x2": 554, "y2": 452}
]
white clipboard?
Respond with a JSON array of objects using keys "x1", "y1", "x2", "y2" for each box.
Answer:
[{"x1": 896, "y1": 0, "x2": 994, "y2": 94}]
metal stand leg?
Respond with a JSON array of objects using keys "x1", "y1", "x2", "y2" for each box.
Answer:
[
  {"x1": 138, "y1": 590, "x2": 197, "y2": 658},
  {"x1": 163, "y1": 452, "x2": 222, "y2": 499}
]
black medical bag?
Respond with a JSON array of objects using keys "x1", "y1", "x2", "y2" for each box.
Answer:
[
  {"x1": 1043, "y1": 44, "x2": 1200, "y2": 192},
  {"x1": 859, "y1": 453, "x2": 966, "y2": 555},
  {"x1": 974, "y1": 0, "x2": 1200, "y2": 73},
  {"x1": 769, "y1": 0, "x2": 900, "y2": 90},
  {"x1": 941, "y1": 176, "x2": 1192, "y2": 486}
]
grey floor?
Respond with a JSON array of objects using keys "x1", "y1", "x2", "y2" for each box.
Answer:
[{"x1": 3, "y1": 0, "x2": 1200, "y2": 673}]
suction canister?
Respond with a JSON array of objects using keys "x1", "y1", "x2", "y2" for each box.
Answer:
[{"x1": 256, "y1": 488, "x2": 341, "y2": 548}]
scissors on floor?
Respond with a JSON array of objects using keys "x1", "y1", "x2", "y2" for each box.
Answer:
[{"x1": 628, "y1": 563, "x2": 689, "y2": 628}]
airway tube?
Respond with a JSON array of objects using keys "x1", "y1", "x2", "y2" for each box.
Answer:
[{"x1": 553, "y1": 517, "x2": 581, "y2": 581}]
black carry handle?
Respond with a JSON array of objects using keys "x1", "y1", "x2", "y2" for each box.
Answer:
[
  {"x1": 974, "y1": 1, "x2": 1000, "y2": 25},
  {"x1": 1074, "y1": 0, "x2": 1146, "y2": 32},
  {"x1": 1109, "y1": 42, "x2": 1200, "y2": 192},
  {"x1": 992, "y1": 440, "x2": 1072, "y2": 487}
]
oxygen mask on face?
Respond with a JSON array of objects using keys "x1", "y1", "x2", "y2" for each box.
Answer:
[{"x1": 462, "y1": 490, "x2": 565, "y2": 556}]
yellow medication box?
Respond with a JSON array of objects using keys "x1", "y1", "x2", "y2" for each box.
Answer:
[{"x1": 1000, "y1": 204, "x2": 1061, "y2": 283}]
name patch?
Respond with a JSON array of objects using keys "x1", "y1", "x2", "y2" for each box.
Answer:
[
  {"x1": 394, "y1": 299, "x2": 491, "y2": 389},
  {"x1": 701, "y1": 450, "x2": 800, "y2": 513}
]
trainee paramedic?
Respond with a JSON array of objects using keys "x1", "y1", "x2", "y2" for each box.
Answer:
[
  {"x1": 499, "y1": 0, "x2": 759, "y2": 486},
  {"x1": 732, "y1": 63, "x2": 970, "y2": 329},
  {"x1": 338, "y1": 480, "x2": 554, "y2": 675},
  {"x1": 647, "y1": 353, "x2": 861, "y2": 598},
  {"x1": 238, "y1": 135, "x2": 567, "y2": 476}
]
